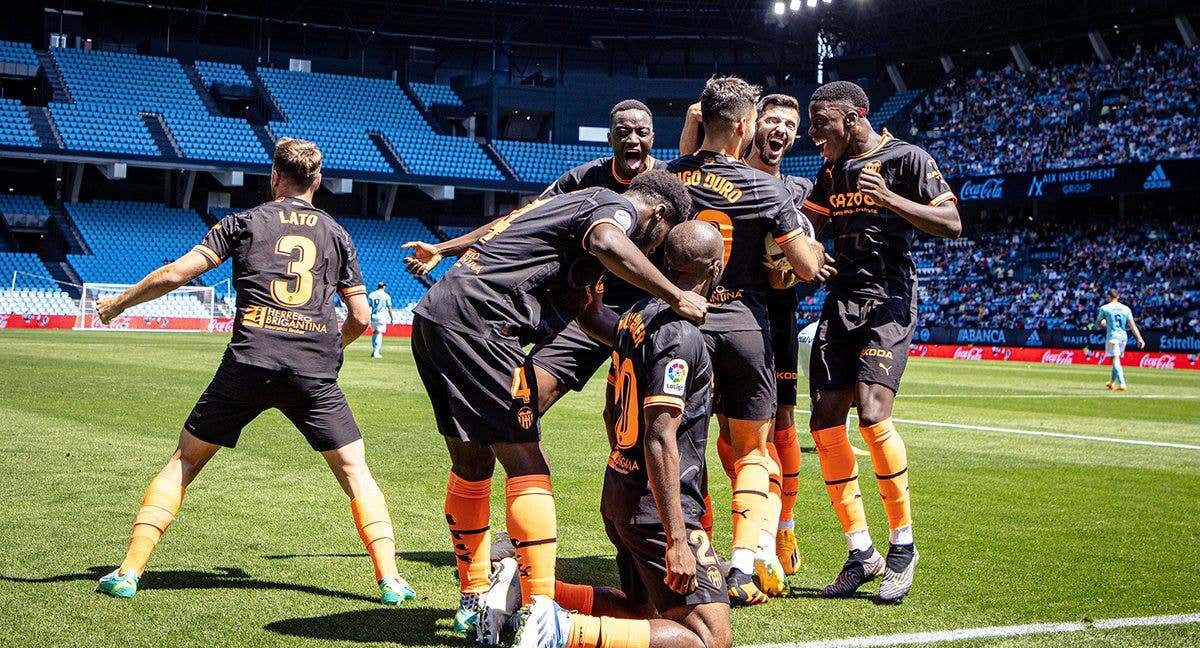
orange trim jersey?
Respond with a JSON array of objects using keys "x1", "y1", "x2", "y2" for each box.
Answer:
[
  {"x1": 196, "y1": 197, "x2": 363, "y2": 378},
  {"x1": 804, "y1": 130, "x2": 957, "y2": 299},
  {"x1": 537, "y1": 156, "x2": 662, "y2": 311},
  {"x1": 415, "y1": 187, "x2": 638, "y2": 345},
  {"x1": 666, "y1": 151, "x2": 805, "y2": 333},
  {"x1": 602, "y1": 298, "x2": 713, "y2": 525}
]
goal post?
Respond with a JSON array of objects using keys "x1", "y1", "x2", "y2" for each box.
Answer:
[{"x1": 75, "y1": 282, "x2": 216, "y2": 332}]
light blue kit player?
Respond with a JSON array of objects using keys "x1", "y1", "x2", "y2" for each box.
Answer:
[
  {"x1": 1097, "y1": 289, "x2": 1145, "y2": 391},
  {"x1": 367, "y1": 281, "x2": 394, "y2": 358}
]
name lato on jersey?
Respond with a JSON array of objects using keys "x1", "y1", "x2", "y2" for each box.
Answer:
[
  {"x1": 278, "y1": 210, "x2": 319, "y2": 227},
  {"x1": 675, "y1": 169, "x2": 744, "y2": 203}
]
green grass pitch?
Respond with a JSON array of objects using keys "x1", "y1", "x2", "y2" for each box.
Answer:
[{"x1": 1, "y1": 330, "x2": 1198, "y2": 647}]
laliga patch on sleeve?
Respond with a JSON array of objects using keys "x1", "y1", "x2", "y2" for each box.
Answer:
[
  {"x1": 663, "y1": 359, "x2": 689, "y2": 396},
  {"x1": 611, "y1": 209, "x2": 633, "y2": 233}
]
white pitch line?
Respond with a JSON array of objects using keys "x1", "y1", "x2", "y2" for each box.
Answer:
[
  {"x1": 738, "y1": 612, "x2": 1200, "y2": 648},
  {"x1": 898, "y1": 393, "x2": 1200, "y2": 400},
  {"x1": 796, "y1": 410, "x2": 1200, "y2": 451}
]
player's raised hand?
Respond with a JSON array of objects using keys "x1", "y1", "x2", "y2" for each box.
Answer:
[
  {"x1": 686, "y1": 101, "x2": 703, "y2": 124},
  {"x1": 401, "y1": 241, "x2": 443, "y2": 276},
  {"x1": 670, "y1": 290, "x2": 708, "y2": 324},
  {"x1": 95, "y1": 296, "x2": 123, "y2": 324},
  {"x1": 663, "y1": 539, "x2": 698, "y2": 594},
  {"x1": 858, "y1": 168, "x2": 895, "y2": 207}
]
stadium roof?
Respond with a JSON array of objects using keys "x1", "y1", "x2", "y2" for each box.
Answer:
[{"x1": 98, "y1": 0, "x2": 1199, "y2": 57}]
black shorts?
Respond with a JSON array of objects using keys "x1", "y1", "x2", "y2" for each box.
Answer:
[
  {"x1": 184, "y1": 357, "x2": 361, "y2": 452},
  {"x1": 767, "y1": 292, "x2": 799, "y2": 408},
  {"x1": 529, "y1": 320, "x2": 611, "y2": 392},
  {"x1": 411, "y1": 315, "x2": 541, "y2": 445},
  {"x1": 704, "y1": 328, "x2": 776, "y2": 420},
  {"x1": 810, "y1": 293, "x2": 917, "y2": 394},
  {"x1": 602, "y1": 514, "x2": 729, "y2": 613}
]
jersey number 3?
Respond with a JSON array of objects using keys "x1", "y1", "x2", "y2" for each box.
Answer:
[{"x1": 271, "y1": 235, "x2": 317, "y2": 307}]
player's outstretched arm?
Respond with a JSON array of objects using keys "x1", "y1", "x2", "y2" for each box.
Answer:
[
  {"x1": 644, "y1": 404, "x2": 697, "y2": 595},
  {"x1": 401, "y1": 216, "x2": 503, "y2": 276},
  {"x1": 587, "y1": 223, "x2": 707, "y2": 324},
  {"x1": 677, "y1": 101, "x2": 703, "y2": 156},
  {"x1": 95, "y1": 250, "x2": 212, "y2": 324},
  {"x1": 340, "y1": 292, "x2": 371, "y2": 349},
  {"x1": 858, "y1": 168, "x2": 962, "y2": 239}
]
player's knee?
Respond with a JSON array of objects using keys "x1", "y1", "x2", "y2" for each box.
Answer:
[
  {"x1": 680, "y1": 605, "x2": 731, "y2": 648},
  {"x1": 855, "y1": 387, "x2": 894, "y2": 427},
  {"x1": 774, "y1": 406, "x2": 794, "y2": 431}
]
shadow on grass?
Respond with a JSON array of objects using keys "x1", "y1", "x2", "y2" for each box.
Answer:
[
  {"x1": 264, "y1": 607, "x2": 461, "y2": 646},
  {"x1": 264, "y1": 551, "x2": 621, "y2": 587},
  {"x1": 784, "y1": 584, "x2": 876, "y2": 601},
  {"x1": 0, "y1": 565, "x2": 376, "y2": 603}
]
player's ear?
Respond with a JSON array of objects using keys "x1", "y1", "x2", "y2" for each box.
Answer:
[{"x1": 310, "y1": 172, "x2": 322, "y2": 193}]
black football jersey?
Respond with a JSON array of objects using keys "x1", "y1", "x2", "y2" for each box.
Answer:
[
  {"x1": 667, "y1": 151, "x2": 808, "y2": 332},
  {"x1": 539, "y1": 156, "x2": 661, "y2": 312},
  {"x1": 803, "y1": 130, "x2": 956, "y2": 299},
  {"x1": 194, "y1": 196, "x2": 364, "y2": 379},
  {"x1": 538, "y1": 156, "x2": 659, "y2": 198},
  {"x1": 766, "y1": 173, "x2": 817, "y2": 311},
  {"x1": 601, "y1": 298, "x2": 713, "y2": 525},
  {"x1": 415, "y1": 187, "x2": 638, "y2": 345}
]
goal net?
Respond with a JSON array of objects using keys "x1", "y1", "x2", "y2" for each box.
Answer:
[{"x1": 75, "y1": 282, "x2": 215, "y2": 332}]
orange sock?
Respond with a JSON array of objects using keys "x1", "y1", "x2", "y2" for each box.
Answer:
[
  {"x1": 811, "y1": 425, "x2": 867, "y2": 534},
  {"x1": 700, "y1": 492, "x2": 714, "y2": 540},
  {"x1": 730, "y1": 453, "x2": 770, "y2": 552},
  {"x1": 565, "y1": 614, "x2": 651, "y2": 648},
  {"x1": 716, "y1": 433, "x2": 736, "y2": 481},
  {"x1": 860, "y1": 418, "x2": 911, "y2": 531},
  {"x1": 119, "y1": 475, "x2": 184, "y2": 576},
  {"x1": 350, "y1": 488, "x2": 397, "y2": 582},
  {"x1": 764, "y1": 444, "x2": 783, "y2": 539},
  {"x1": 506, "y1": 473, "x2": 557, "y2": 604},
  {"x1": 556, "y1": 581, "x2": 595, "y2": 614},
  {"x1": 445, "y1": 473, "x2": 492, "y2": 594},
  {"x1": 775, "y1": 424, "x2": 801, "y2": 524}
]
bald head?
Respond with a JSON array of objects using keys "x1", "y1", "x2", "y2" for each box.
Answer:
[{"x1": 665, "y1": 221, "x2": 724, "y2": 290}]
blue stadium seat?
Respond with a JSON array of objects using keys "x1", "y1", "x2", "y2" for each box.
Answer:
[
  {"x1": 0, "y1": 40, "x2": 39, "y2": 67},
  {"x1": 49, "y1": 48, "x2": 269, "y2": 164},
  {"x1": 194, "y1": 60, "x2": 253, "y2": 89},
  {"x1": 66, "y1": 200, "x2": 232, "y2": 292},
  {"x1": 491, "y1": 140, "x2": 678, "y2": 184},
  {"x1": 0, "y1": 98, "x2": 38, "y2": 148},
  {"x1": 0, "y1": 194, "x2": 52, "y2": 229},
  {"x1": 258, "y1": 67, "x2": 503, "y2": 179},
  {"x1": 337, "y1": 215, "x2": 451, "y2": 316},
  {"x1": 409, "y1": 82, "x2": 465, "y2": 108},
  {"x1": 779, "y1": 155, "x2": 823, "y2": 179}
]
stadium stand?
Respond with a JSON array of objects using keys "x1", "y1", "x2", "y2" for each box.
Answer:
[
  {"x1": 65, "y1": 200, "x2": 232, "y2": 291},
  {"x1": 912, "y1": 212, "x2": 1200, "y2": 332},
  {"x1": 49, "y1": 48, "x2": 269, "y2": 164},
  {"x1": 0, "y1": 39, "x2": 38, "y2": 67},
  {"x1": 258, "y1": 67, "x2": 503, "y2": 179},
  {"x1": 337, "y1": 215, "x2": 453, "y2": 320},
  {"x1": 409, "y1": 82, "x2": 465, "y2": 108},
  {"x1": 872, "y1": 89, "x2": 923, "y2": 126},
  {"x1": 490, "y1": 140, "x2": 679, "y2": 184},
  {"x1": 779, "y1": 154, "x2": 823, "y2": 179},
  {"x1": 0, "y1": 252, "x2": 76, "y2": 316},
  {"x1": 0, "y1": 194, "x2": 51, "y2": 229},
  {"x1": 0, "y1": 98, "x2": 38, "y2": 149},
  {"x1": 194, "y1": 60, "x2": 253, "y2": 89},
  {"x1": 910, "y1": 41, "x2": 1200, "y2": 176}
]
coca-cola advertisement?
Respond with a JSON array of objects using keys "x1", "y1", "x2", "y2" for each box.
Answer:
[
  {"x1": 1040, "y1": 350, "x2": 1075, "y2": 365},
  {"x1": 952, "y1": 346, "x2": 983, "y2": 360}
]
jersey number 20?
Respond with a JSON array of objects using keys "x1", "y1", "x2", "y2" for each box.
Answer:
[{"x1": 271, "y1": 235, "x2": 317, "y2": 307}]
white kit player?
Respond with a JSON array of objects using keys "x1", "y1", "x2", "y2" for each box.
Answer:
[{"x1": 367, "y1": 281, "x2": 394, "y2": 358}]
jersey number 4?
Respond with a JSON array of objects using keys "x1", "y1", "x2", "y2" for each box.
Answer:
[{"x1": 271, "y1": 235, "x2": 317, "y2": 307}]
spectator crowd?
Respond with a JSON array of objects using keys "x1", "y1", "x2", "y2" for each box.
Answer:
[{"x1": 910, "y1": 41, "x2": 1200, "y2": 176}]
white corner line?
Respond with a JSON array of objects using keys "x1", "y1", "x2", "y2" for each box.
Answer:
[
  {"x1": 795, "y1": 410, "x2": 1200, "y2": 451},
  {"x1": 737, "y1": 612, "x2": 1200, "y2": 648}
]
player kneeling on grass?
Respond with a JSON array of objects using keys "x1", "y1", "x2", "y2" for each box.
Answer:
[
  {"x1": 94, "y1": 138, "x2": 414, "y2": 606},
  {"x1": 512, "y1": 220, "x2": 731, "y2": 648},
  {"x1": 407, "y1": 169, "x2": 705, "y2": 641}
]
